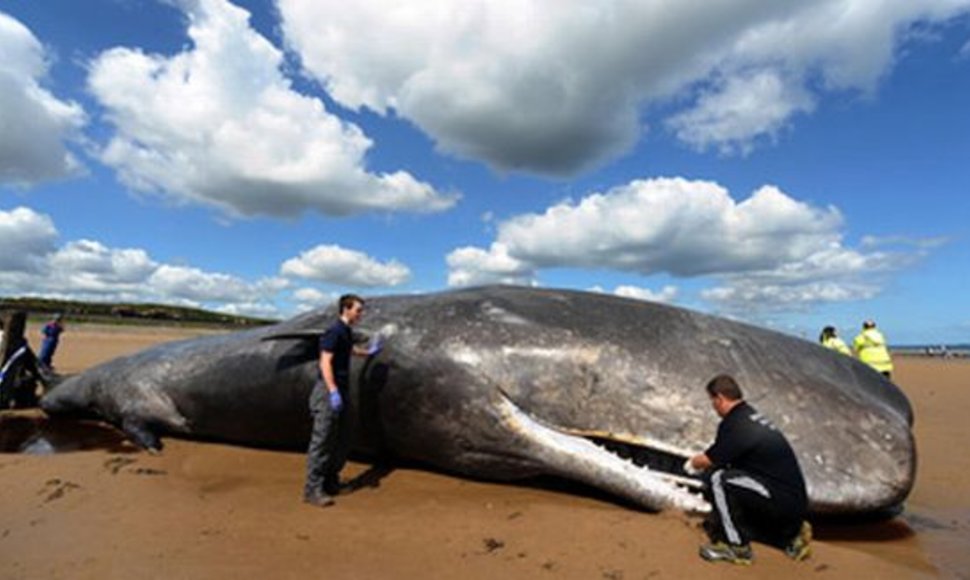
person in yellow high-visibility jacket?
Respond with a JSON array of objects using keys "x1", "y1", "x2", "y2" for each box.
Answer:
[
  {"x1": 818, "y1": 326, "x2": 851, "y2": 356},
  {"x1": 853, "y1": 320, "x2": 894, "y2": 378}
]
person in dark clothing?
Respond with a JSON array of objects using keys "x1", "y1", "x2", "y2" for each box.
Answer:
[
  {"x1": 0, "y1": 310, "x2": 47, "y2": 409},
  {"x1": 39, "y1": 313, "x2": 65, "y2": 369},
  {"x1": 303, "y1": 294, "x2": 382, "y2": 508},
  {"x1": 684, "y1": 374, "x2": 812, "y2": 565}
]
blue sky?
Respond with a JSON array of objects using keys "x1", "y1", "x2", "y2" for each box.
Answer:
[{"x1": 1, "y1": 0, "x2": 968, "y2": 344}]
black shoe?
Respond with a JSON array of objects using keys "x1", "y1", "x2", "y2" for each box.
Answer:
[
  {"x1": 699, "y1": 542, "x2": 753, "y2": 565},
  {"x1": 303, "y1": 492, "x2": 335, "y2": 508},
  {"x1": 323, "y1": 480, "x2": 343, "y2": 496}
]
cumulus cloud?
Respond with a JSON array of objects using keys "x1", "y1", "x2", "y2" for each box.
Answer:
[
  {"x1": 446, "y1": 176, "x2": 927, "y2": 312},
  {"x1": 446, "y1": 243, "x2": 535, "y2": 287},
  {"x1": 701, "y1": 281, "x2": 876, "y2": 310},
  {"x1": 147, "y1": 264, "x2": 265, "y2": 303},
  {"x1": 87, "y1": 0, "x2": 456, "y2": 218},
  {"x1": 614, "y1": 284, "x2": 679, "y2": 304},
  {"x1": 293, "y1": 287, "x2": 330, "y2": 304},
  {"x1": 0, "y1": 206, "x2": 59, "y2": 270},
  {"x1": 666, "y1": 70, "x2": 815, "y2": 155},
  {"x1": 0, "y1": 205, "x2": 284, "y2": 316},
  {"x1": 44, "y1": 240, "x2": 159, "y2": 296},
  {"x1": 215, "y1": 301, "x2": 282, "y2": 319},
  {"x1": 281, "y1": 244, "x2": 410, "y2": 287},
  {"x1": 700, "y1": 235, "x2": 933, "y2": 313},
  {"x1": 278, "y1": 1, "x2": 970, "y2": 175},
  {"x1": 291, "y1": 287, "x2": 339, "y2": 313},
  {"x1": 455, "y1": 177, "x2": 844, "y2": 277},
  {"x1": 590, "y1": 284, "x2": 679, "y2": 304},
  {"x1": 0, "y1": 11, "x2": 86, "y2": 185}
]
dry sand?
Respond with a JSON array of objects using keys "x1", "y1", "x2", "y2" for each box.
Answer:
[{"x1": 1, "y1": 323, "x2": 968, "y2": 579}]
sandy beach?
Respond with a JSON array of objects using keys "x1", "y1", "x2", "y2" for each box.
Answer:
[{"x1": 1, "y1": 324, "x2": 968, "y2": 579}]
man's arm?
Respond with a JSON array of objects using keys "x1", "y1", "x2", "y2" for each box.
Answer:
[
  {"x1": 320, "y1": 351, "x2": 337, "y2": 392},
  {"x1": 352, "y1": 334, "x2": 383, "y2": 357}
]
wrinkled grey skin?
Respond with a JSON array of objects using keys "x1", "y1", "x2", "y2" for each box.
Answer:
[{"x1": 41, "y1": 286, "x2": 915, "y2": 515}]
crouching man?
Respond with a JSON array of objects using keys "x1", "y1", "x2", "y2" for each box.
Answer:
[{"x1": 684, "y1": 374, "x2": 812, "y2": 565}]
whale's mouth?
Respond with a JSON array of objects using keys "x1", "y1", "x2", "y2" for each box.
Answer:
[
  {"x1": 495, "y1": 390, "x2": 709, "y2": 513},
  {"x1": 585, "y1": 434, "x2": 704, "y2": 489}
]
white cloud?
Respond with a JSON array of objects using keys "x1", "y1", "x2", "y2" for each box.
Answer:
[
  {"x1": 0, "y1": 11, "x2": 86, "y2": 185},
  {"x1": 589, "y1": 284, "x2": 679, "y2": 304},
  {"x1": 279, "y1": 0, "x2": 970, "y2": 175},
  {"x1": 147, "y1": 264, "x2": 262, "y2": 303},
  {"x1": 614, "y1": 284, "x2": 679, "y2": 304},
  {"x1": 291, "y1": 287, "x2": 339, "y2": 313},
  {"x1": 0, "y1": 206, "x2": 59, "y2": 270},
  {"x1": 701, "y1": 280, "x2": 880, "y2": 313},
  {"x1": 446, "y1": 176, "x2": 927, "y2": 311},
  {"x1": 700, "y1": 237, "x2": 927, "y2": 313},
  {"x1": 293, "y1": 287, "x2": 330, "y2": 304},
  {"x1": 49, "y1": 240, "x2": 157, "y2": 283},
  {"x1": 0, "y1": 206, "x2": 287, "y2": 314},
  {"x1": 87, "y1": 0, "x2": 456, "y2": 218},
  {"x1": 666, "y1": 70, "x2": 815, "y2": 155},
  {"x1": 38, "y1": 239, "x2": 159, "y2": 297},
  {"x1": 446, "y1": 243, "x2": 535, "y2": 287},
  {"x1": 281, "y1": 244, "x2": 411, "y2": 287},
  {"x1": 481, "y1": 177, "x2": 843, "y2": 276},
  {"x1": 215, "y1": 301, "x2": 280, "y2": 319}
]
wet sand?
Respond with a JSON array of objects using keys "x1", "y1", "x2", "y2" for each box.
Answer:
[{"x1": 1, "y1": 324, "x2": 968, "y2": 579}]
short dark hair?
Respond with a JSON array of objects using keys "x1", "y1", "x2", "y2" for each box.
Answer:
[
  {"x1": 819, "y1": 325, "x2": 836, "y2": 342},
  {"x1": 706, "y1": 374, "x2": 743, "y2": 401},
  {"x1": 338, "y1": 294, "x2": 364, "y2": 314}
]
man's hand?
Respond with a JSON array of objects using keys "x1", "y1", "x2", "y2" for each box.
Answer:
[
  {"x1": 328, "y1": 390, "x2": 343, "y2": 412},
  {"x1": 683, "y1": 456, "x2": 703, "y2": 476},
  {"x1": 366, "y1": 335, "x2": 384, "y2": 356}
]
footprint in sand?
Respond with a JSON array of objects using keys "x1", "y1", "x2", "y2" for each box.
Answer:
[
  {"x1": 39, "y1": 478, "x2": 81, "y2": 503},
  {"x1": 104, "y1": 456, "x2": 137, "y2": 474}
]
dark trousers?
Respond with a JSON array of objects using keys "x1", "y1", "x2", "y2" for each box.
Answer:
[
  {"x1": 703, "y1": 468, "x2": 804, "y2": 548},
  {"x1": 39, "y1": 339, "x2": 58, "y2": 367},
  {"x1": 304, "y1": 380, "x2": 352, "y2": 497}
]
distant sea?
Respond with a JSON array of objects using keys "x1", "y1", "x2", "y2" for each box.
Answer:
[{"x1": 893, "y1": 344, "x2": 970, "y2": 357}]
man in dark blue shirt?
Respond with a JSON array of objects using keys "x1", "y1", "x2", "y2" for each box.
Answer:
[
  {"x1": 685, "y1": 374, "x2": 812, "y2": 565},
  {"x1": 304, "y1": 293, "x2": 379, "y2": 507}
]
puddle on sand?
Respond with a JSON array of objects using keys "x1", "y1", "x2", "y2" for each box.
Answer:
[{"x1": 0, "y1": 412, "x2": 134, "y2": 454}]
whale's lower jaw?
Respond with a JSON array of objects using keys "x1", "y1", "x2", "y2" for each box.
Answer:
[{"x1": 495, "y1": 392, "x2": 709, "y2": 514}]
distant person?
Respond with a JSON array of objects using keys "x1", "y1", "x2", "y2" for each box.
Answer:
[
  {"x1": 852, "y1": 320, "x2": 893, "y2": 379},
  {"x1": 818, "y1": 326, "x2": 851, "y2": 356},
  {"x1": 39, "y1": 313, "x2": 65, "y2": 370},
  {"x1": 303, "y1": 294, "x2": 382, "y2": 507},
  {"x1": 684, "y1": 374, "x2": 812, "y2": 565}
]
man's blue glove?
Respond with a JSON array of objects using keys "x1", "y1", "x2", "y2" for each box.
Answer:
[
  {"x1": 328, "y1": 390, "x2": 343, "y2": 413},
  {"x1": 366, "y1": 335, "x2": 384, "y2": 356}
]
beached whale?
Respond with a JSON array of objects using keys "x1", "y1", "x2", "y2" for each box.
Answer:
[{"x1": 40, "y1": 286, "x2": 915, "y2": 515}]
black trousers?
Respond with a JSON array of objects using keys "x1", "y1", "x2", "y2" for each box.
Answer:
[{"x1": 703, "y1": 468, "x2": 804, "y2": 548}]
